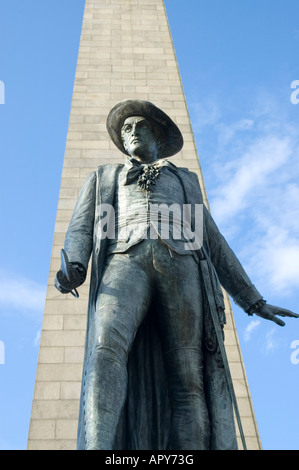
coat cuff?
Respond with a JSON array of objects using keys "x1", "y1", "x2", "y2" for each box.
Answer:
[{"x1": 233, "y1": 284, "x2": 264, "y2": 313}]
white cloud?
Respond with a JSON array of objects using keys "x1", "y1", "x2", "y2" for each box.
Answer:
[
  {"x1": 244, "y1": 230, "x2": 299, "y2": 295},
  {"x1": 190, "y1": 99, "x2": 222, "y2": 131},
  {"x1": 264, "y1": 327, "x2": 280, "y2": 354},
  {"x1": 194, "y1": 92, "x2": 299, "y2": 297},
  {"x1": 217, "y1": 119, "x2": 254, "y2": 147},
  {"x1": 244, "y1": 319, "x2": 261, "y2": 342},
  {"x1": 210, "y1": 134, "x2": 294, "y2": 227},
  {"x1": 0, "y1": 270, "x2": 46, "y2": 318},
  {"x1": 237, "y1": 180, "x2": 299, "y2": 294},
  {"x1": 33, "y1": 329, "x2": 42, "y2": 347}
]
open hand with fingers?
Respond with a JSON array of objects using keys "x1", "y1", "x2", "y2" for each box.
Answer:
[{"x1": 253, "y1": 303, "x2": 299, "y2": 327}]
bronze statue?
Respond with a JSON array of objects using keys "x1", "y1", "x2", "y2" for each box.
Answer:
[{"x1": 55, "y1": 99, "x2": 298, "y2": 450}]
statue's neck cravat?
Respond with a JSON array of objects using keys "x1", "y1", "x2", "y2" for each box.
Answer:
[{"x1": 124, "y1": 156, "x2": 178, "y2": 190}]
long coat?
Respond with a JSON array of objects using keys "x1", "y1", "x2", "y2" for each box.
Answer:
[{"x1": 63, "y1": 163, "x2": 262, "y2": 450}]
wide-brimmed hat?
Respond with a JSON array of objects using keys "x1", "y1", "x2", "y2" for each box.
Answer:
[{"x1": 106, "y1": 99, "x2": 184, "y2": 159}]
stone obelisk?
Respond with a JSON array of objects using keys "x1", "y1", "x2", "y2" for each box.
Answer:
[{"x1": 27, "y1": 0, "x2": 262, "y2": 450}]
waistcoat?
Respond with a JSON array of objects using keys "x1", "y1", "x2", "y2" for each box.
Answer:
[{"x1": 107, "y1": 163, "x2": 197, "y2": 256}]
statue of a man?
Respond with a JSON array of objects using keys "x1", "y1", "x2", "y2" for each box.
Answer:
[{"x1": 55, "y1": 99, "x2": 298, "y2": 450}]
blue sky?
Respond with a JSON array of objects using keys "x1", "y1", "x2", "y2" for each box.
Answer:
[{"x1": 1, "y1": 0, "x2": 299, "y2": 450}]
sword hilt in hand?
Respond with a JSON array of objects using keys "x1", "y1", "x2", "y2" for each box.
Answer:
[{"x1": 54, "y1": 249, "x2": 86, "y2": 298}]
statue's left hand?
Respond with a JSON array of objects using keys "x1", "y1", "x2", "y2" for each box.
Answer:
[{"x1": 254, "y1": 304, "x2": 299, "y2": 327}]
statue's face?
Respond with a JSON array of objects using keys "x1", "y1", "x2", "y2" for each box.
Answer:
[{"x1": 121, "y1": 116, "x2": 159, "y2": 163}]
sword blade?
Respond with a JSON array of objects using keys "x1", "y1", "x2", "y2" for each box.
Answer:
[
  {"x1": 61, "y1": 249, "x2": 71, "y2": 281},
  {"x1": 60, "y1": 249, "x2": 79, "y2": 298}
]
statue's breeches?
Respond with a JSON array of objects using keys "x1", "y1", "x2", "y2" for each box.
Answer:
[{"x1": 83, "y1": 239, "x2": 210, "y2": 450}]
